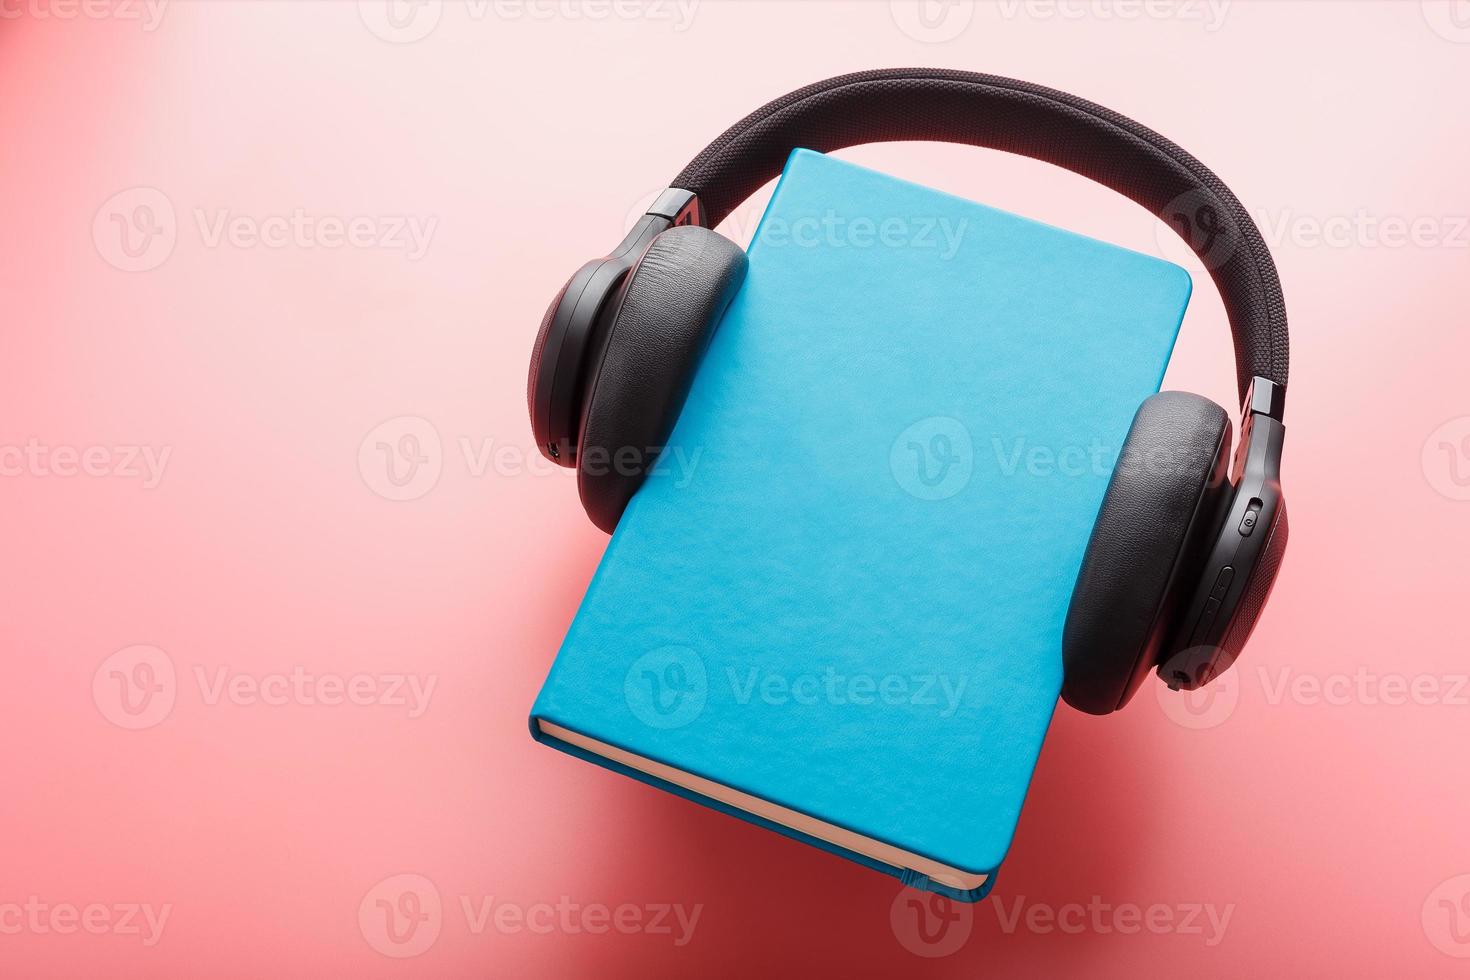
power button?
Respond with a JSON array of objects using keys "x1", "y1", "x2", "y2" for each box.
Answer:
[{"x1": 1239, "y1": 500, "x2": 1263, "y2": 537}]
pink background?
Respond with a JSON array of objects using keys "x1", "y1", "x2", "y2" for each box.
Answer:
[{"x1": 4, "y1": 1, "x2": 1469, "y2": 976}]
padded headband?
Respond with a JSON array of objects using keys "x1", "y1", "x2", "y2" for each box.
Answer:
[{"x1": 672, "y1": 68, "x2": 1288, "y2": 406}]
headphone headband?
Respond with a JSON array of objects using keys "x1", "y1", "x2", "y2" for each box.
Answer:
[{"x1": 671, "y1": 68, "x2": 1288, "y2": 408}]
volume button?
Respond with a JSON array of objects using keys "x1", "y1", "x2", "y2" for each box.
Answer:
[
  {"x1": 1191, "y1": 597, "x2": 1222, "y2": 645},
  {"x1": 1212, "y1": 567, "x2": 1235, "y2": 599}
]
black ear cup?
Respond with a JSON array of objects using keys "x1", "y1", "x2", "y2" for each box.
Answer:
[
  {"x1": 1062, "y1": 392, "x2": 1232, "y2": 714},
  {"x1": 1158, "y1": 497, "x2": 1288, "y2": 691},
  {"x1": 528, "y1": 272, "x2": 575, "y2": 432},
  {"x1": 576, "y1": 225, "x2": 747, "y2": 533}
]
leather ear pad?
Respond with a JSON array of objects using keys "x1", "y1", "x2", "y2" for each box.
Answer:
[
  {"x1": 1062, "y1": 392, "x2": 1231, "y2": 715},
  {"x1": 577, "y1": 226, "x2": 747, "y2": 533}
]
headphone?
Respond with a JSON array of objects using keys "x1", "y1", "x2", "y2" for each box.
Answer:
[{"x1": 527, "y1": 68, "x2": 1288, "y2": 715}]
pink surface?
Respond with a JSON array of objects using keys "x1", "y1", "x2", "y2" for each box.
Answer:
[{"x1": 3, "y1": 2, "x2": 1469, "y2": 976}]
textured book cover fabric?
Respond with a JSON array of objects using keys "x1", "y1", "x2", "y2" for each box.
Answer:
[{"x1": 530, "y1": 150, "x2": 1190, "y2": 900}]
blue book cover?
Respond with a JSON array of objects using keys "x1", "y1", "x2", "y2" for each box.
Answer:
[{"x1": 530, "y1": 150, "x2": 1190, "y2": 901}]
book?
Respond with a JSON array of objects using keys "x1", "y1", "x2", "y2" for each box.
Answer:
[{"x1": 530, "y1": 149, "x2": 1191, "y2": 901}]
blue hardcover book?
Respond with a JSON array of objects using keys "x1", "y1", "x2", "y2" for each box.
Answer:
[{"x1": 530, "y1": 150, "x2": 1190, "y2": 901}]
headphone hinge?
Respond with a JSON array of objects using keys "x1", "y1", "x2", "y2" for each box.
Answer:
[
  {"x1": 646, "y1": 188, "x2": 705, "y2": 229},
  {"x1": 1245, "y1": 375, "x2": 1286, "y2": 422}
]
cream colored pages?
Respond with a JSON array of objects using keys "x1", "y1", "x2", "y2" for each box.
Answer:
[{"x1": 537, "y1": 720, "x2": 987, "y2": 892}]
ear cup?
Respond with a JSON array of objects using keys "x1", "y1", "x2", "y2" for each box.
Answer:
[
  {"x1": 527, "y1": 272, "x2": 575, "y2": 433},
  {"x1": 1062, "y1": 392, "x2": 1231, "y2": 714},
  {"x1": 577, "y1": 225, "x2": 747, "y2": 533},
  {"x1": 1216, "y1": 501, "x2": 1287, "y2": 658},
  {"x1": 1158, "y1": 499, "x2": 1288, "y2": 690}
]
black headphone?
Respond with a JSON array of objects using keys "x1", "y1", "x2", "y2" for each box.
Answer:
[{"x1": 527, "y1": 68, "x2": 1288, "y2": 715}]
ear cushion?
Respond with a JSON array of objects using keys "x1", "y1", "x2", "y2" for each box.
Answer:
[
  {"x1": 577, "y1": 225, "x2": 747, "y2": 533},
  {"x1": 1062, "y1": 392, "x2": 1231, "y2": 714}
]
